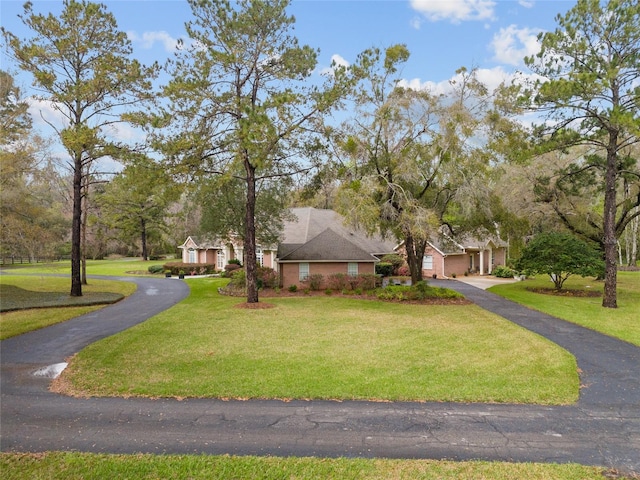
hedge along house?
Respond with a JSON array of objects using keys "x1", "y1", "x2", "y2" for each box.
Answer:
[
  {"x1": 276, "y1": 207, "x2": 397, "y2": 289},
  {"x1": 178, "y1": 236, "x2": 277, "y2": 271},
  {"x1": 420, "y1": 232, "x2": 508, "y2": 278}
]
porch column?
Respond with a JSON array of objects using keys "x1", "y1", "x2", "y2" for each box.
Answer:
[
  {"x1": 479, "y1": 249, "x2": 485, "y2": 275},
  {"x1": 488, "y1": 246, "x2": 493, "y2": 274}
]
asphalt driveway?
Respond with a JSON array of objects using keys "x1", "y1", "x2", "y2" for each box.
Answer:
[{"x1": 1, "y1": 275, "x2": 639, "y2": 474}]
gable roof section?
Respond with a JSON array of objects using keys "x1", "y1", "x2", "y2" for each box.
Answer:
[
  {"x1": 428, "y1": 231, "x2": 508, "y2": 255},
  {"x1": 278, "y1": 208, "x2": 396, "y2": 262},
  {"x1": 279, "y1": 228, "x2": 378, "y2": 262},
  {"x1": 178, "y1": 235, "x2": 223, "y2": 250}
]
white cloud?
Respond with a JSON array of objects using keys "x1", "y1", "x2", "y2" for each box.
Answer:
[
  {"x1": 518, "y1": 0, "x2": 535, "y2": 7},
  {"x1": 410, "y1": 16, "x2": 423, "y2": 30},
  {"x1": 410, "y1": 0, "x2": 496, "y2": 24},
  {"x1": 27, "y1": 97, "x2": 68, "y2": 129},
  {"x1": 491, "y1": 25, "x2": 541, "y2": 66},
  {"x1": 397, "y1": 66, "x2": 540, "y2": 95},
  {"x1": 128, "y1": 30, "x2": 180, "y2": 52},
  {"x1": 320, "y1": 54, "x2": 350, "y2": 76}
]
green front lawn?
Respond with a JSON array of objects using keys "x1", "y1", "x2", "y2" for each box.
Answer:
[
  {"x1": 0, "y1": 276, "x2": 137, "y2": 340},
  {"x1": 0, "y1": 453, "x2": 618, "y2": 480},
  {"x1": 58, "y1": 277, "x2": 578, "y2": 405},
  {"x1": 1, "y1": 257, "x2": 168, "y2": 277},
  {"x1": 489, "y1": 272, "x2": 640, "y2": 346}
]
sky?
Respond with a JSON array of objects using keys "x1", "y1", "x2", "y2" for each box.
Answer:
[{"x1": 0, "y1": 0, "x2": 578, "y2": 159}]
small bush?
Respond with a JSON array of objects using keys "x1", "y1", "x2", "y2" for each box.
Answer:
[
  {"x1": 228, "y1": 258, "x2": 242, "y2": 266},
  {"x1": 353, "y1": 274, "x2": 376, "y2": 290},
  {"x1": 148, "y1": 264, "x2": 164, "y2": 274},
  {"x1": 224, "y1": 263, "x2": 242, "y2": 276},
  {"x1": 375, "y1": 283, "x2": 463, "y2": 302},
  {"x1": 493, "y1": 265, "x2": 517, "y2": 278},
  {"x1": 288, "y1": 284, "x2": 297, "y2": 292},
  {"x1": 305, "y1": 273, "x2": 324, "y2": 291},
  {"x1": 396, "y1": 265, "x2": 410, "y2": 276},
  {"x1": 257, "y1": 266, "x2": 279, "y2": 289},
  {"x1": 375, "y1": 262, "x2": 394, "y2": 277},
  {"x1": 327, "y1": 273, "x2": 349, "y2": 291},
  {"x1": 163, "y1": 262, "x2": 217, "y2": 276},
  {"x1": 229, "y1": 268, "x2": 246, "y2": 289},
  {"x1": 380, "y1": 254, "x2": 405, "y2": 274}
]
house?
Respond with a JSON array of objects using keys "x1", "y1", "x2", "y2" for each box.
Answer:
[
  {"x1": 179, "y1": 207, "x2": 396, "y2": 288},
  {"x1": 277, "y1": 207, "x2": 397, "y2": 288},
  {"x1": 178, "y1": 236, "x2": 277, "y2": 270},
  {"x1": 420, "y1": 232, "x2": 508, "y2": 278}
]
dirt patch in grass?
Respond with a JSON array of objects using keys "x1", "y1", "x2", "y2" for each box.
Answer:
[{"x1": 526, "y1": 287, "x2": 602, "y2": 298}]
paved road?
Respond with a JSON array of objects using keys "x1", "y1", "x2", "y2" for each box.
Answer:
[{"x1": 1, "y1": 276, "x2": 639, "y2": 474}]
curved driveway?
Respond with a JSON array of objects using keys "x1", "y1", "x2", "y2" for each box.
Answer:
[{"x1": 1, "y1": 276, "x2": 639, "y2": 474}]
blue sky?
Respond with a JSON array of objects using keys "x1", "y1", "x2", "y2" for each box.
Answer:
[
  {"x1": 1, "y1": 0, "x2": 577, "y2": 156},
  {"x1": 2, "y1": 0, "x2": 576, "y2": 89}
]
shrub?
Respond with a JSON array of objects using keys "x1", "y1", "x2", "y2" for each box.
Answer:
[
  {"x1": 224, "y1": 263, "x2": 242, "y2": 276},
  {"x1": 163, "y1": 262, "x2": 217, "y2": 276},
  {"x1": 375, "y1": 282, "x2": 463, "y2": 302},
  {"x1": 288, "y1": 284, "x2": 297, "y2": 292},
  {"x1": 228, "y1": 258, "x2": 242, "y2": 266},
  {"x1": 516, "y1": 232, "x2": 605, "y2": 290},
  {"x1": 396, "y1": 265, "x2": 410, "y2": 276},
  {"x1": 148, "y1": 264, "x2": 164, "y2": 274},
  {"x1": 375, "y1": 262, "x2": 394, "y2": 277},
  {"x1": 304, "y1": 273, "x2": 324, "y2": 291},
  {"x1": 493, "y1": 265, "x2": 516, "y2": 278},
  {"x1": 229, "y1": 268, "x2": 246, "y2": 289},
  {"x1": 327, "y1": 273, "x2": 349, "y2": 291},
  {"x1": 257, "y1": 266, "x2": 278, "y2": 289},
  {"x1": 352, "y1": 273, "x2": 377, "y2": 290},
  {"x1": 380, "y1": 254, "x2": 405, "y2": 274}
]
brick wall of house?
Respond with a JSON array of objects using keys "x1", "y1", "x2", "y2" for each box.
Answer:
[
  {"x1": 279, "y1": 262, "x2": 375, "y2": 289},
  {"x1": 421, "y1": 246, "x2": 444, "y2": 278},
  {"x1": 444, "y1": 254, "x2": 469, "y2": 277}
]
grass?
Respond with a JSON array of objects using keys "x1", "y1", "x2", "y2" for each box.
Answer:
[
  {"x1": 0, "y1": 257, "x2": 168, "y2": 277},
  {"x1": 0, "y1": 276, "x2": 137, "y2": 340},
  {"x1": 58, "y1": 277, "x2": 578, "y2": 405},
  {"x1": 0, "y1": 452, "x2": 625, "y2": 480},
  {"x1": 489, "y1": 271, "x2": 640, "y2": 346}
]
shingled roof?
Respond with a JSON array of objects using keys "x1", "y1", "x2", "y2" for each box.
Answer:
[
  {"x1": 277, "y1": 208, "x2": 396, "y2": 262},
  {"x1": 428, "y1": 231, "x2": 508, "y2": 255}
]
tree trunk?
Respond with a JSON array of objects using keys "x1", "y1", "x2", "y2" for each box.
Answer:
[
  {"x1": 404, "y1": 232, "x2": 425, "y2": 284},
  {"x1": 602, "y1": 137, "x2": 618, "y2": 308},
  {"x1": 244, "y1": 157, "x2": 259, "y2": 304},
  {"x1": 141, "y1": 217, "x2": 148, "y2": 261},
  {"x1": 81, "y1": 182, "x2": 88, "y2": 285},
  {"x1": 630, "y1": 212, "x2": 638, "y2": 266},
  {"x1": 70, "y1": 154, "x2": 83, "y2": 297}
]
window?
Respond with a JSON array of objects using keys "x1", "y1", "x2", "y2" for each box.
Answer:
[
  {"x1": 256, "y1": 247, "x2": 263, "y2": 267},
  {"x1": 299, "y1": 262, "x2": 309, "y2": 281},
  {"x1": 216, "y1": 250, "x2": 226, "y2": 270},
  {"x1": 422, "y1": 255, "x2": 433, "y2": 270},
  {"x1": 188, "y1": 249, "x2": 196, "y2": 264},
  {"x1": 347, "y1": 262, "x2": 358, "y2": 276}
]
